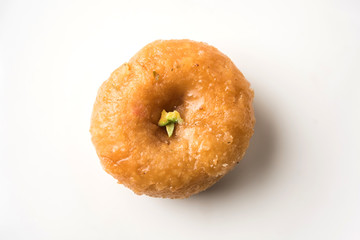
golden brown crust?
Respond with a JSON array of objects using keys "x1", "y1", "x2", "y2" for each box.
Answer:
[{"x1": 90, "y1": 39, "x2": 255, "y2": 198}]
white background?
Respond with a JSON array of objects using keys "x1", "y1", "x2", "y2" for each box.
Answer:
[{"x1": 1, "y1": 0, "x2": 360, "y2": 239}]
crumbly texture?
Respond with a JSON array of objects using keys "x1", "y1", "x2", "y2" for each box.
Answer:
[{"x1": 90, "y1": 39, "x2": 255, "y2": 198}]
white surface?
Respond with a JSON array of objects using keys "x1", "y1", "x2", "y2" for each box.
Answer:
[{"x1": 1, "y1": 0, "x2": 360, "y2": 239}]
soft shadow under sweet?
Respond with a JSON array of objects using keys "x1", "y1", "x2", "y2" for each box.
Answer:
[{"x1": 193, "y1": 98, "x2": 277, "y2": 199}]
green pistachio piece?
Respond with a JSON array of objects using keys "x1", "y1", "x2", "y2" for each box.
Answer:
[
  {"x1": 158, "y1": 110, "x2": 183, "y2": 126},
  {"x1": 166, "y1": 123, "x2": 175, "y2": 137},
  {"x1": 153, "y1": 71, "x2": 159, "y2": 80},
  {"x1": 158, "y1": 110, "x2": 170, "y2": 126},
  {"x1": 158, "y1": 110, "x2": 183, "y2": 137},
  {"x1": 166, "y1": 110, "x2": 183, "y2": 124}
]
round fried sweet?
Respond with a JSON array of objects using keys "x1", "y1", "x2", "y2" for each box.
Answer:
[{"x1": 90, "y1": 39, "x2": 255, "y2": 198}]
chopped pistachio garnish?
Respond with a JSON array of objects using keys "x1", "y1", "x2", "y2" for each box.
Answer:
[
  {"x1": 153, "y1": 71, "x2": 159, "y2": 80},
  {"x1": 158, "y1": 110, "x2": 169, "y2": 126},
  {"x1": 158, "y1": 110, "x2": 183, "y2": 126},
  {"x1": 158, "y1": 110, "x2": 183, "y2": 137},
  {"x1": 166, "y1": 123, "x2": 175, "y2": 137},
  {"x1": 166, "y1": 111, "x2": 183, "y2": 124}
]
